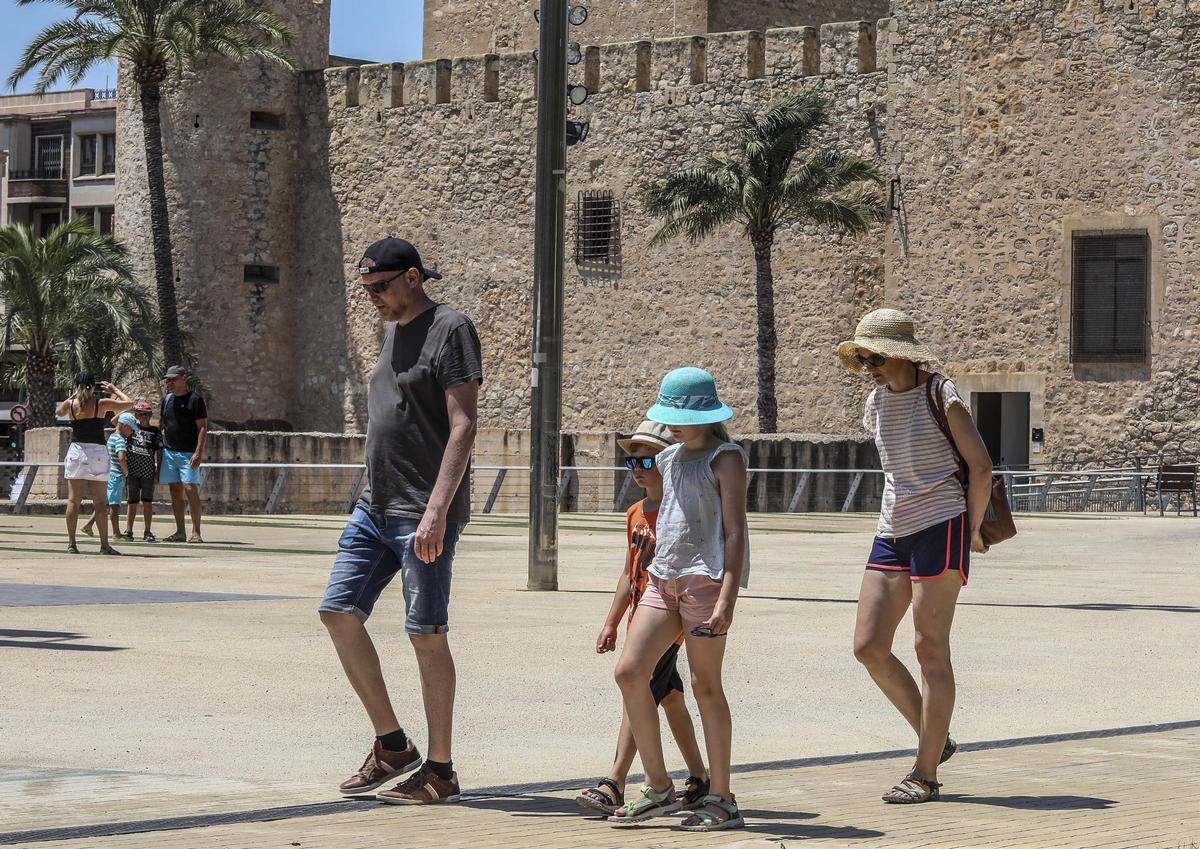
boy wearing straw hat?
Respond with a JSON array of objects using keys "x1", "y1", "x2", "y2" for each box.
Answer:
[{"x1": 574, "y1": 420, "x2": 709, "y2": 816}]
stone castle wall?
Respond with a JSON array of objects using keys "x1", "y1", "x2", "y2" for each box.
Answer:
[{"x1": 294, "y1": 21, "x2": 892, "y2": 437}]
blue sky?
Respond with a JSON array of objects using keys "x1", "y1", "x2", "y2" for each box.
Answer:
[{"x1": 1, "y1": 0, "x2": 424, "y2": 93}]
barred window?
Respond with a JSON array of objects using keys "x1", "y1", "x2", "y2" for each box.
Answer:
[
  {"x1": 1071, "y1": 232, "x2": 1148, "y2": 362},
  {"x1": 574, "y1": 190, "x2": 621, "y2": 277}
]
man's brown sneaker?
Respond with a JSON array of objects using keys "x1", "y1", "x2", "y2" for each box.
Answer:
[
  {"x1": 377, "y1": 763, "x2": 461, "y2": 805},
  {"x1": 338, "y1": 739, "x2": 422, "y2": 795}
]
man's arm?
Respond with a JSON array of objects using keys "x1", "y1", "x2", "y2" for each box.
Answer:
[
  {"x1": 190, "y1": 418, "x2": 208, "y2": 469},
  {"x1": 414, "y1": 380, "x2": 479, "y2": 563}
]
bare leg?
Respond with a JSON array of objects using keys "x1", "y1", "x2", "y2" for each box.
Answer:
[
  {"x1": 169, "y1": 483, "x2": 185, "y2": 535},
  {"x1": 125, "y1": 501, "x2": 137, "y2": 535},
  {"x1": 606, "y1": 709, "x2": 638, "y2": 787},
  {"x1": 410, "y1": 633, "x2": 455, "y2": 763},
  {"x1": 319, "y1": 611, "x2": 402, "y2": 735},
  {"x1": 183, "y1": 484, "x2": 202, "y2": 537},
  {"x1": 682, "y1": 625, "x2": 732, "y2": 799},
  {"x1": 109, "y1": 505, "x2": 121, "y2": 537},
  {"x1": 88, "y1": 481, "x2": 109, "y2": 548},
  {"x1": 911, "y1": 571, "x2": 962, "y2": 781},
  {"x1": 853, "y1": 569, "x2": 922, "y2": 734},
  {"x1": 660, "y1": 690, "x2": 707, "y2": 780},
  {"x1": 613, "y1": 606, "x2": 682, "y2": 795},
  {"x1": 143, "y1": 501, "x2": 154, "y2": 535},
  {"x1": 65, "y1": 479, "x2": 86, "y2": 546}
]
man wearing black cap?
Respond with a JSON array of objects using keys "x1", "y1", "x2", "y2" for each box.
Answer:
[{"x1": 319, "y1": 238, "x2": 482, "y2": 805}]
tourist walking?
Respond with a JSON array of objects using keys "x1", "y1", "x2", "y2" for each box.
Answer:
[
  {"x1": 838, "y1": 308, "x2": 993, "y2": 803},
  {"x1": 575, "y1": 419, "x2": 709, "y2": 816},
  {"x1": 608, "y1": 367, "x2": 748, "y2": 832},
  {"x1": 159, "y1": 366, "x2": 208, "y2": 543},
  {"x1": 124, "y1": 401, "x2": 162, "y2": 541},
  {"x1": 57, "y1": 373, "x2": 133, "y2": 554},
  {"x1": 319, "y1": 237, "x2": 482, "y2": 805}
]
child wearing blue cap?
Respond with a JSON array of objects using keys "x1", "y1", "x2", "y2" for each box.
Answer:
[
  {"x1": 83, "y1": 412, "x2": 139, "y2": 554},
  {"x1": 608, "y1": 367, "x2": 749, "y2": 832}
]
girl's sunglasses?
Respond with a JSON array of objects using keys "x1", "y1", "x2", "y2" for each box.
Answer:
[
  {"x1": 856, "y1": 352, "x2": 887, "y2": 368},
  {"x1": 624, "y1": 457, "x2": 656, "y2": 470},
  {"x1": 361, "y1": 272, "x2": 404, "y2": 294}
]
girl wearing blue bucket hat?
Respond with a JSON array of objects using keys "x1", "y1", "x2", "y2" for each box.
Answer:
[{"x1": 608, "y1": 367, "x2": 748, "y2": 832}]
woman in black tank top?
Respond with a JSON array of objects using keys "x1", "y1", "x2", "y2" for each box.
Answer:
[{"x1": 55, "y1": 372, "x2": 134, "y2": 554}]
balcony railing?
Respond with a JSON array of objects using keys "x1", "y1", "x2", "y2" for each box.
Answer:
[
  {"x1": 93, "y1": 88, "x2": 118, "y2": 101},
  {"x1": 8, "y1": 167, "x2": 64, "y2": 180}
]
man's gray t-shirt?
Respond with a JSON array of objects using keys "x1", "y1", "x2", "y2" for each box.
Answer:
[{"x1": 361, "y1": 304, "x2": 483, "y2": 523}]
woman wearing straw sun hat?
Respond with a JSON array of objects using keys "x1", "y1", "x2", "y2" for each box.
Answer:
[{"x1": 837, "y1": 309, "x2": 993, "y2": 804}]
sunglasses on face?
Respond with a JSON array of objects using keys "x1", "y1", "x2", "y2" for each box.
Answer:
[
  {"x1": 361, "y1": 272, "x2": 404, "y2": 295},
  {"x1": 624, "y1": 457, "x2": 656, "y2": 470},
  {"x1": 856, "y1": 352, "x2": 887, "y2": 368}
]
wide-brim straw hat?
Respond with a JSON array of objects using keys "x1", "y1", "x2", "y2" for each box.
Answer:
[
  {"x1": 646, "y1": 367, "x2": 734, "y2": 426},
  {"x1": 837, "y1": 308, "x2": 941, "y2": 373},
  {"x1": 617, "y1": 420, "x2": 675, "y2": 453}
]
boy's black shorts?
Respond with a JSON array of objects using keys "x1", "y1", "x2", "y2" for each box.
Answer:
[
  {"x1": 125, "y1": 476, "x2": 156, "y2": 504},
  {"x1": 649, "y1": 642, "x2": 685, "y2": 705}
]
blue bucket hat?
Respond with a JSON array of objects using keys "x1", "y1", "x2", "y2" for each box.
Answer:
[
  {"x1": 646, "y1": 367, "x2": 734, "y2": 426},
  {"x1": 117, "y1": 411, "x2": 140, "y2": 432}
]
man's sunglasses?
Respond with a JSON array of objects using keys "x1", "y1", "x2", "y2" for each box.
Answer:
[
  {"x1": 624, "y1": 457, "x2": 656, "y2": 470},
  {"x1": 361, "y1": 272, "x2": 404, "y2": 295},
  {"x1": 856, "y1": 352, "x2": 887, "y2": 368}
]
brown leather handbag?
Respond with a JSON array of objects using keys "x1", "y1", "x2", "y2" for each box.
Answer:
[{"x1": 925, "y1": 375, "x2": 1017, "y2": 548}]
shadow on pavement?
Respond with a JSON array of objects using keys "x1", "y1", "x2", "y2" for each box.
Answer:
[
  {"x1": 0, "y1": 629, "x2": 126, "y2": 651},
  {"x1": 942, "y1": 794, "x2": 1117, "y2": 810}
]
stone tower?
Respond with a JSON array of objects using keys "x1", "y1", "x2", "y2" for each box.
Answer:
[{"x1": 422, "y1": 0, "x2": 889, "y2": 58}]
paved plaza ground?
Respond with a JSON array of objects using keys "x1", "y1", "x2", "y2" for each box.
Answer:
[{"x1": 1, "y1": 510, "x2": 1198, "y2": 848}]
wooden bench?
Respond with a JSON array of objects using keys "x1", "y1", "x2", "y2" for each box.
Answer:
[{"x1": 1143, "y1": 463, "x2": 1198, "y2": 517}]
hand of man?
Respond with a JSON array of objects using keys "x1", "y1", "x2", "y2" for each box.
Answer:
[
  {"x1": 414, "y1": 508, "x2": 446, "y2": 564},
  {"x1": 189, "y1": 453, "x2": 202, "y2": 470}
]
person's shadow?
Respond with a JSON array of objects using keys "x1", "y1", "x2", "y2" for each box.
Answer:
[{"x1": 941, "y1": 794, "x2": 1116, "y2": 810}]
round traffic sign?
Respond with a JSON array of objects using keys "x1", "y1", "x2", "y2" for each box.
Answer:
[{"x1": 9, "y1": 404, "x2": 28, "y2": 425}]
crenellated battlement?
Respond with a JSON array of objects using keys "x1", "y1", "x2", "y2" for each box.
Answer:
[{"x1": 311, "y1": 19, "x2": 892, "y2": 111}]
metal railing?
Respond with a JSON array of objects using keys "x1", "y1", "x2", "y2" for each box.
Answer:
[
  {"x1": 7, "y1": 167, "x2": 64, "y2": 181},
  {"x1": 2, "y1": 460, "x2": 1191, "y2": 517},
  {"x1": 93, "y1": 88, "x2": 118, "y2": 101}
]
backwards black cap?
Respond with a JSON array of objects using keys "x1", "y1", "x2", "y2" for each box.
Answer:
[{"x1": 357, "y1": 237, "x2": 442, "y2": 281}]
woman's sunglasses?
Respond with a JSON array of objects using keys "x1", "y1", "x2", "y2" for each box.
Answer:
[
  {"x1": 624, "y1": 457, "x2": 656, "y2": 470},
  {"x1": 361, "y1": 272, "x2": 404, "y2": 295},
  {"x1": 856, "y1": 352, "x2": 887, "y2": 368}
]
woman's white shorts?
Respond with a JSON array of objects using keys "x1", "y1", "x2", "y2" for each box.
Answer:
[{"x1": 64, "y1": 442, "x2": 110, "y2": 481}]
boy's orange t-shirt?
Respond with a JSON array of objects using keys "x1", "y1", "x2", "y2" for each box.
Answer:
[{"x1": 625, "y1": 499, "x2": 684, "y2": 646}]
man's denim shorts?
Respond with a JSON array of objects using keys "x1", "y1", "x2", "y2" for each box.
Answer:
[{"x1": 319, "y1": 504, "x2": 461, "y2": 634}]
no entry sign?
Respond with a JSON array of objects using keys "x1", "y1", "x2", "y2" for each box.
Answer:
[{"x1": 9, "y1": 404, "x2": 28, "y2": 425}]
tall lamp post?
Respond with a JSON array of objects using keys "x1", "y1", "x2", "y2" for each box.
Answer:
[{"x1": 528, "y1": 0, "x2": 588, "y2": 590}]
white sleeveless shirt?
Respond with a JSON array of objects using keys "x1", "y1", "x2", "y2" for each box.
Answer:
[{"x1": 648, "y1": 442, "x2": 750, "y2": 582}]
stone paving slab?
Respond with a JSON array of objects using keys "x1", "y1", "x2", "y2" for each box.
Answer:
[{"x1": 2, "y1": 724, "x2": 1198, "y2": 848}]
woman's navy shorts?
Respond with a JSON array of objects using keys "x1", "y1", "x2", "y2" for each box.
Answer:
[{"x1": 866, "y1": 511, "x2": 969, "y2": 585}]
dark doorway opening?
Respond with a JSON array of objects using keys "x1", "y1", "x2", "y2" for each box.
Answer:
[{"x1": 973, "y1": 392, "x2": 1030, "y2": 469}]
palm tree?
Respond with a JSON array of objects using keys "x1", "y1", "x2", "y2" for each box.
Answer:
[
  {"x1": 0, "y1": 219, "x2": 158, "y2": 427},
  {"x1": 643, "y1": 89, "x2": 886, "y2": 433},
  {"x1": 8, "y1": 0, "x2": 293, "y2": 368}
]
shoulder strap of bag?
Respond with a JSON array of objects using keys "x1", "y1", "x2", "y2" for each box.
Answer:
[{"x1": 925, "y1": 373, "x2": 968, "y2": 484}]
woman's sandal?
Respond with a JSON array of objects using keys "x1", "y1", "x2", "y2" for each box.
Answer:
[
  {"x1": 99, "y1": 545, "x2": 122, "y2": 556},
  {"x1": 940, "y1": 736, "x2": 957, "y2": 764},
  {"x1": 606, "y1": 783, "x2": 680, "y2": 826},
  {"x1": 680, "y1": 774, "x2": 711, "y2": 810},
  {"x1": 66, "y1": 544, "x2": 80, "y2": 554},
  {"x1": 575, "y1": 778, "x2": 622, "y2": 814},
  {"x1": 882, "y1": 773, "x2": 942, "y2": 804},
  {"x1": 676, "y1": 794, "x2": 744, "y2": 831}
]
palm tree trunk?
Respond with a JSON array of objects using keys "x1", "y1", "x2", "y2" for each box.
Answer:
[
  {"x1": 26, "y1": 350, "x2": 57, "y2": 428},
  {"x1": 752, "y1": 233, "x2": 778, "y2": 433},
  {"x1": 140, "y1": 84, "x2": 183, "y2": 368}
]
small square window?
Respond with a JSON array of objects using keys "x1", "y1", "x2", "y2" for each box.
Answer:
[
  {"x1": 250, "y1": 111, "x2": 286, "y2": 130},
  {"x1": 244, "y1": 264, "x2": 279, "y2": 284}
]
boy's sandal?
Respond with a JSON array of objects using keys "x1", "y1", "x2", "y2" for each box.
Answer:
[
  {"x1": 940, "y1": 736, "x2": 957, "y2": 764},
  {"x1": 606, "y1": 783, "x2": 680, "y2": 826},
  {"x1": 676, "y1": 794, "x2": 744, "y2": 831},
  {"x1": 66, "y1": 544, "x2": 80, "y2": 554},
  {"x1": 680, "y1": 774, "x2": 711, "y2": 810},
  {"x1": 575, "y1": 778, "x2": 622, "y2": 814},
  {"x1": 882, "y1": 773, "x2": 941, "y2": 804},
  {"x1": 99, "y1": 545, "x2": 122, "y2": 556}
]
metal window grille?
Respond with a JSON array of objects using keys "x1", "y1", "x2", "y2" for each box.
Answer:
[
  {"x1": 36, "y1": 137, "x2": 63, "y2": 178},
  {"x1": 1071, "y1": 232, "x2": 1148, "y2": 362},
  {"x1": 574, "y1": 190, "x2": 621, "y2": 276}
]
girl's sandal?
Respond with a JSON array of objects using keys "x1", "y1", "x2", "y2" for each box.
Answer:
[
  {"x1": 680, "y1": 775, "x2": 711, "y2": 811},
  {"x1": 606, "y1": 783, "x2": 680, "y2": 826},
  {"x1": 940, "y1": 736, "x2": 957, "y2": 764},
  {"x1": 575, "y1": 778, "x2": 622, "y2": 814},
  {"x1": 676, "y1": 794, "x2": 744, "y2": 831},
  {"x1": 882, "y1": 773, "x2": 942, "y2": 804}
]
